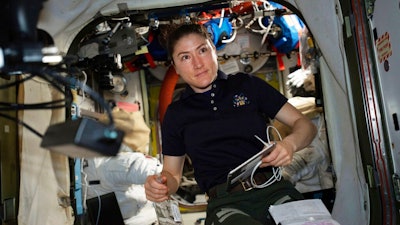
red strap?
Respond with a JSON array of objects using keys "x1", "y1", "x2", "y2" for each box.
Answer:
[
  {"x1": 277, "y1": 53, "x2": 285, "y2": 71},
  {"x1": 145, "y1": 52, "x2": 156, "y2": 68},
  {"x1": 124, "y1": 59, "x2": 139, "y2": 72},
  {"x1": 297, "y1": 52, "x2": 301, "y2": 67}
]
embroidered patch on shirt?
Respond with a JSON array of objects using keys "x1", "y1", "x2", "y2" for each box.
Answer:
[{"x1": 233, "y1": 93, "x2": 250, "y2": 107}]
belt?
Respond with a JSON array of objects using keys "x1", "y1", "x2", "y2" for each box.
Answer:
[{"x1": 207, "y1": 171, "x2": 271, "y2": 199}]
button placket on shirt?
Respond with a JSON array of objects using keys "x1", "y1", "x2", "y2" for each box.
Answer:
[{"x1": 211, "y1": 84, "x2": 217, "y2": 111}]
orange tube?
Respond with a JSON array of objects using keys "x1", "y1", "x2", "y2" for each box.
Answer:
[{"x1": 158, "y1": 65, "x2": 179, "y2": 124}]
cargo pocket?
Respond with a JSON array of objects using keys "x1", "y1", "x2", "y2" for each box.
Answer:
[{"x1": 264, "y1": 187, "x2": 304, "y2": 225}]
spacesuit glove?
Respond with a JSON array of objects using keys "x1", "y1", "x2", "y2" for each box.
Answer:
[{"x1": 286, "y1": 68, "x2": 312, "y2": 88}]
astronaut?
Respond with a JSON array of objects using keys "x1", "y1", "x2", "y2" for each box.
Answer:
[{"x1": 81, "y1": 107, "x2": 161, "y2": 225}]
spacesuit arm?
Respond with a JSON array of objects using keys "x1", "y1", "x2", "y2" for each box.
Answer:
[{"x1": 95, "y1": 151, "x2": 161, "y2": 186}]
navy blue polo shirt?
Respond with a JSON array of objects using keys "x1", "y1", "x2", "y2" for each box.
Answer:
[{"x1": 161, "y1": 70, "x2": 287, "y2": 192}]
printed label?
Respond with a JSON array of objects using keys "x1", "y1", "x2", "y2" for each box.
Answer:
[{"x1": 376, "y1": 32, "x2": 392, "y2": 63}]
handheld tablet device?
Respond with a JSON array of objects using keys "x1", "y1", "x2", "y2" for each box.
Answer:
[{"x1": 226, "y1": 142, "x2": 276, "y2": 191}]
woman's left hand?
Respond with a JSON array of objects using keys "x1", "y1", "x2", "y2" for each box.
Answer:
[{"x1": 260, "y1": 140, "x2": 295, "y2": 167}]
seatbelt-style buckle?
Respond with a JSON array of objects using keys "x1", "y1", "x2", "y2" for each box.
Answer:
[{"x1": 240, "y1": 179, "x2": 254, "y2": 191}]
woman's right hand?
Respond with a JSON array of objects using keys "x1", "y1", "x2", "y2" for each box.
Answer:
[{"x1": 144, "y1": 174, "x2": 170, "y2": 202}]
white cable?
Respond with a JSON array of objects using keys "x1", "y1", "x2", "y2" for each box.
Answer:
[
  {"x1": 250, "y1": 125, "x2": 283, "y2": 188},
  {"x1": 222, "y1": 15, "x2": 241, "y2": 44},
  {"x1": 222, "y1": 28, "x2": 237, "y2": 44},
  {"x1": 94, "y1": 189, "x2": 101, "y2": 225},
  {"x1": 267, "y1": 125, "x2": 282, "y2": 142},
  {"x1": 244, "y1": 1, "x2": 275, "y2": 45},
  {"x1": 0, "y1": 48, "x2": 4, "y2": 69},
  {"x1": 81, "y1": 159, "x2": 101, "y2": 225},
  {"x1": 218, "y1": 8, "x2": 225, "y2": 28},
  {"x1": 250, "y1": 160, "x2": 282, "y2": 188},
  {"x1": 81, "y1": 158, "x2": 88, "y2": 210},
  {"x1": 79, "y1": 70, "x2": 88, "y2": 105}
]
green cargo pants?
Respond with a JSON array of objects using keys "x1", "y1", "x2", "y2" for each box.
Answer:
[{"x1": 205, "y1": 179, "x2": 303, "y2": 225}]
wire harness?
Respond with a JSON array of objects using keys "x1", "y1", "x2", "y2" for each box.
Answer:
[{"x1": 251, "y1": 125, "x2": 283, "y2": 188}]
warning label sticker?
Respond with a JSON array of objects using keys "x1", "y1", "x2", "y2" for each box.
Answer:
[{"x1": 375, "y1": 32, "x2": 392, "y2": 63}]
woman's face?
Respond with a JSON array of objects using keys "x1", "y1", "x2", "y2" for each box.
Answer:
[{"x1": 172, "y1": 33, "x2": 218, "y2": 93}]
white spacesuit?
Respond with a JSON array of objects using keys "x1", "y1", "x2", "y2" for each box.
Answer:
[
  {"x1": 81, "y1": 107, "x2": 161, "y2": 225},
  {"x1": 82, "y1": 144, "x2": 161, "y2": 225}
]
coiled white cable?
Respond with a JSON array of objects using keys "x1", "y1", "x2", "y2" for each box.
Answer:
[{"x1": 250, "y1": 125, "x2": 282, "y2": 188}]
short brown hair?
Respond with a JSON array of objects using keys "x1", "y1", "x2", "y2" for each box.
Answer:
[{"x1": 160, "y1": 23, "x2": 211, "y2": 62}]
